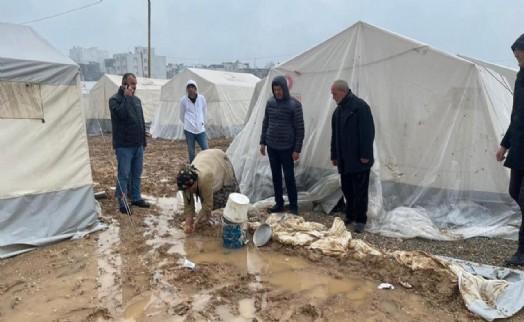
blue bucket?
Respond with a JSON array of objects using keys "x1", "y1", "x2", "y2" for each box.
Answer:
[{"x1": 222, "y1": 218, "x2": 246, "y2": 249}]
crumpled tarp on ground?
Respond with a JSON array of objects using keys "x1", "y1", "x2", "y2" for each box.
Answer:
[{"x1": 250, "y1": 213, "x2": 524, "y2": 321}]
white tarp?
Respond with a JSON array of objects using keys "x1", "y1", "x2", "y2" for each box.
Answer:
[
  {"x1": 228, "y1": 21, "x2": 519, "y2": 241},
  {"x1": 458, "y1": 54, "x2": 518, "y2": 92},
  {"x1": 86, "y1": 74, "x2": 167, "y2": 135},
  {"x1": 150, "y1": 68, "x2": 260, "y2": 139},
  {"x1": 0, "y1": 22, "x2": 98, "y2": 258},
  {"x1": 246, "y1": 77, "x2": 266, "y2": 122}
]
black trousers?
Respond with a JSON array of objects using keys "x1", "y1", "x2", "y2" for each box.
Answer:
[
  {"x1": 267, "y1": 146, "x2": 298, "y2": 208},
  {"x1": 509, "y1": 169, "x2": 524, "y2": 250},
  {"x1": 341, "y1": 169, "x2": 370, "y2": 224}
]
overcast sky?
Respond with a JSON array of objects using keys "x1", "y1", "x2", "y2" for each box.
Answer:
[{"x1": 1, "y1": 0, "x2": 522, "y2": 69}]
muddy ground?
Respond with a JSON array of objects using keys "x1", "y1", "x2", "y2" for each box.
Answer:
[{"x1": 1, "y1": 136, "x2": 523, "y2": 321}]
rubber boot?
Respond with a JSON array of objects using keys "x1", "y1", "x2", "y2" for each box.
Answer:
[{"x1": 506, "y1": 249, "x2": 524, "y2": 266}]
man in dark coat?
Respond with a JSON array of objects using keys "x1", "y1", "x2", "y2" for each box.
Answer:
[
  {"x1": 259, "y1": 75, "x2": 305, "y2": 215},
  {"x1": 109, "y1": 73, "x2": 150, "y2": 214},
  {"x1": 496, "y1": 34, "x2": 524, "y2": 265},
  {"x1": 330, "y1": 80, "x2": 375, "y2": 233}
]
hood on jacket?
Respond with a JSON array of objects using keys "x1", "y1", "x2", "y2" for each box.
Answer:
[
  {"x1": 186, "y1": 79, "x2": 198, "y2": 93},
  {"x1": 512, "y1": 34, "x2": 524, "y2": 52},
  {"x1": 271, "y1": 75, "x2": 290, "y2": 101}
]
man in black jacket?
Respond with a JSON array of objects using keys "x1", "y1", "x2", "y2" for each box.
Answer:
[
  {"x1": 330, "y1": 80, "x2": 375, "y2": 233},
  {"x1": 109, "y1": 73, "x2": 150, "y2": 214},
  {"x1": 496, "y1": 34, "x2": 524, "y2": 265},
  {"x1": 260, "y1": 76, "x2": 305, "y2": 215}
]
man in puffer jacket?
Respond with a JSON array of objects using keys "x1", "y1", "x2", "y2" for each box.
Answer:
[
  {"x1": 259, "y1": 75, "x2": 305, "y2": 215},
  {"x1": 496, "y1": 33, "x2": 524, "y2": 265},
  {"x1": 180, "y1": 79, "x2": 208, "y2": 163},
  {"x1": 109, "y1": 73, "x2": 150, "y2": 214}
]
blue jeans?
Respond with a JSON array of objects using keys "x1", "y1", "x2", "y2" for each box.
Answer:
[
  {"x1": 115, "y1": 146, "x2": 144, "y2": 208},
  {"x1": 267, "y1": 146, "x2": 297, "y2": 208},
  {"x1": 184, "y1": 130, "x2": 208, "y2": 163}
]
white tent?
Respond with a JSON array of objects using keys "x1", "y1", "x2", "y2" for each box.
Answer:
[
  {"x1": 458, "y1": 54, "x2": 517, "y2": 92},
  {"x1": 246, "y1": 77, "x2": 266, "y2": 123},
  {"x1": 80, "y1": 80, "x2": 96, "y2": 121},
  {"x1": 150, "y1": 68, "x2": 260, "y2": 139},
  {"x1": 228, "y1": 21, "x2": 519, "y2": 241},
  {"x1": 0, "y1": 22, "x2": 99, "y2": 258},
  {"x1": 86, "y1": 74, "x2": 167, "y2": 135}
]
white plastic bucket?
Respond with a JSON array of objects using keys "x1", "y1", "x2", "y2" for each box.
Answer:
[{"x1": 223, "y1": 193, "x2": 250, "y2": 224}]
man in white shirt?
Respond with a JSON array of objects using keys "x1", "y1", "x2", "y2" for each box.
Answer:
[{"x1": 180, "y1": 80, "x2": 208, "y2": 162}]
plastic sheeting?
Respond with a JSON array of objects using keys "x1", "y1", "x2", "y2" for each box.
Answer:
[
  {"x1": 86, "y1": 74, "x2": 167, "y2": 135},
  {"x1": 458, "y1": 55, "x2": 518, "y2": 92},
  {"x1": 0, "y1": 22, "x2": 98, "y2": 258},
  {"x1": 150, "y1": 68, "x2": 260, "y2": 139},
  {"x1": 228, "y1": 21, "x2": 519, "y2": 240}
]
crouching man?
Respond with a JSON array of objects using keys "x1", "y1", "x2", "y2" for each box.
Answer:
[{"x1": 176, "y1": 149, "x2": 240, "y2": 234}]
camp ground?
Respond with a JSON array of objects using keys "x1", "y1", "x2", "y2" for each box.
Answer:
[
  {"x1": 0, "y1": 22, "x2": 101, "y2": 259},
  {"x1": 3, "y1": 19, "x2": 524, "y2": 322},
  {"x1": 150, "y1": 67, "x2": 260, "y2": 140},
  {"x1": 86, "y1": 74, "x2": 168, "y2": 135}
]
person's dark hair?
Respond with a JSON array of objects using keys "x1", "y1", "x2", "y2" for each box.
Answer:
[
  {"x1": 122, "y1": 73, "x2": 136, "y2": 86},
  {"x1": 177, "y1": 165, "x2": 199, "y2": 190}
]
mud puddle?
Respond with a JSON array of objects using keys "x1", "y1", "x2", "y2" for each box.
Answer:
[{"x1": 111, "y1": 196, "x2": 379, "y2": 321}]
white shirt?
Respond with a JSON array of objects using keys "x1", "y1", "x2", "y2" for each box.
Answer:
[{"x1": 179, "y1": 94, "x2": 207, "y2": 134}]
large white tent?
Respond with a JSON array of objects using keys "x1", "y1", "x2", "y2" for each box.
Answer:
[
  {"x1": 228, "y1": 21, "x2": 519, "y2": 241},
  {"x1": 0, "y1": 22, "x2": 99, "y2": 258},
  {"x1": 151, "y1": 68, "x2": 260, "y2": 139},
  {"x1": 86, "y1": 74, "x2": 167, "y2": 136}
]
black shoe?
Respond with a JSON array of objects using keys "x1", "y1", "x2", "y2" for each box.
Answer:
[
  {"x1": 506, "y1": 251, "x2": 524, "y2": 265},
  {"x1": 131, "y1": 200, "x2": 150, "y2": 208},
  {"x1": 119, "y1": 206, "x2": 128, "y2": 214},
  {"x1": 354, "y1": 222, "x2": 365, "y2": 233},
  {"x1": 268, "y1": 204, "x2": 284, "y2": 213},
  {"x1": 344, "y1": 217, "x2": 354, "y2": 226},
  {"x1": 290, "y1": 206, "x2": 298, "y2": 215}
]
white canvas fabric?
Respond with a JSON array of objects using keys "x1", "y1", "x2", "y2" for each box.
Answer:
[
  {"x1": 86, "y1": 74, "x2": 167, "y2": 135},
  {"x1": 151, "y1": 68, "x2": 260, "y2": 139},
  {"x1": 0, "y1": 22, "x2": 78, "y2": 85},
  {"x1": 0, "y1": 22, "x2": 98, "y2": 258},
  {"x1": 228, "y1": 21, "x2": 519, "y2": 241},
  {"x1": 79, "y1": 80, "x2": 96, "y2": 122}
]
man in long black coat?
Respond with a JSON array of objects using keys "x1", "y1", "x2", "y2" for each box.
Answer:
[
  {"x1": 330, "y1": 80, "x2": 375, "y2": 233},
  {"x1": 496, "y1": 34, "x2": 524, "y2": 265}
]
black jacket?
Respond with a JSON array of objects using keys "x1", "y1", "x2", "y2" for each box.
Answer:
[
  {"x1": 331, "y1": 91, "x2": 375, "y2": 174},
  {"x1": 109, "y1": 87, "x2": 147, "y2": 149},
  {"x1": 260, "y1": 76, "x2": 305, "y2": 152},
  {"x1": 502, "y1": 68, "x2": 524, "y2": 170}
]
